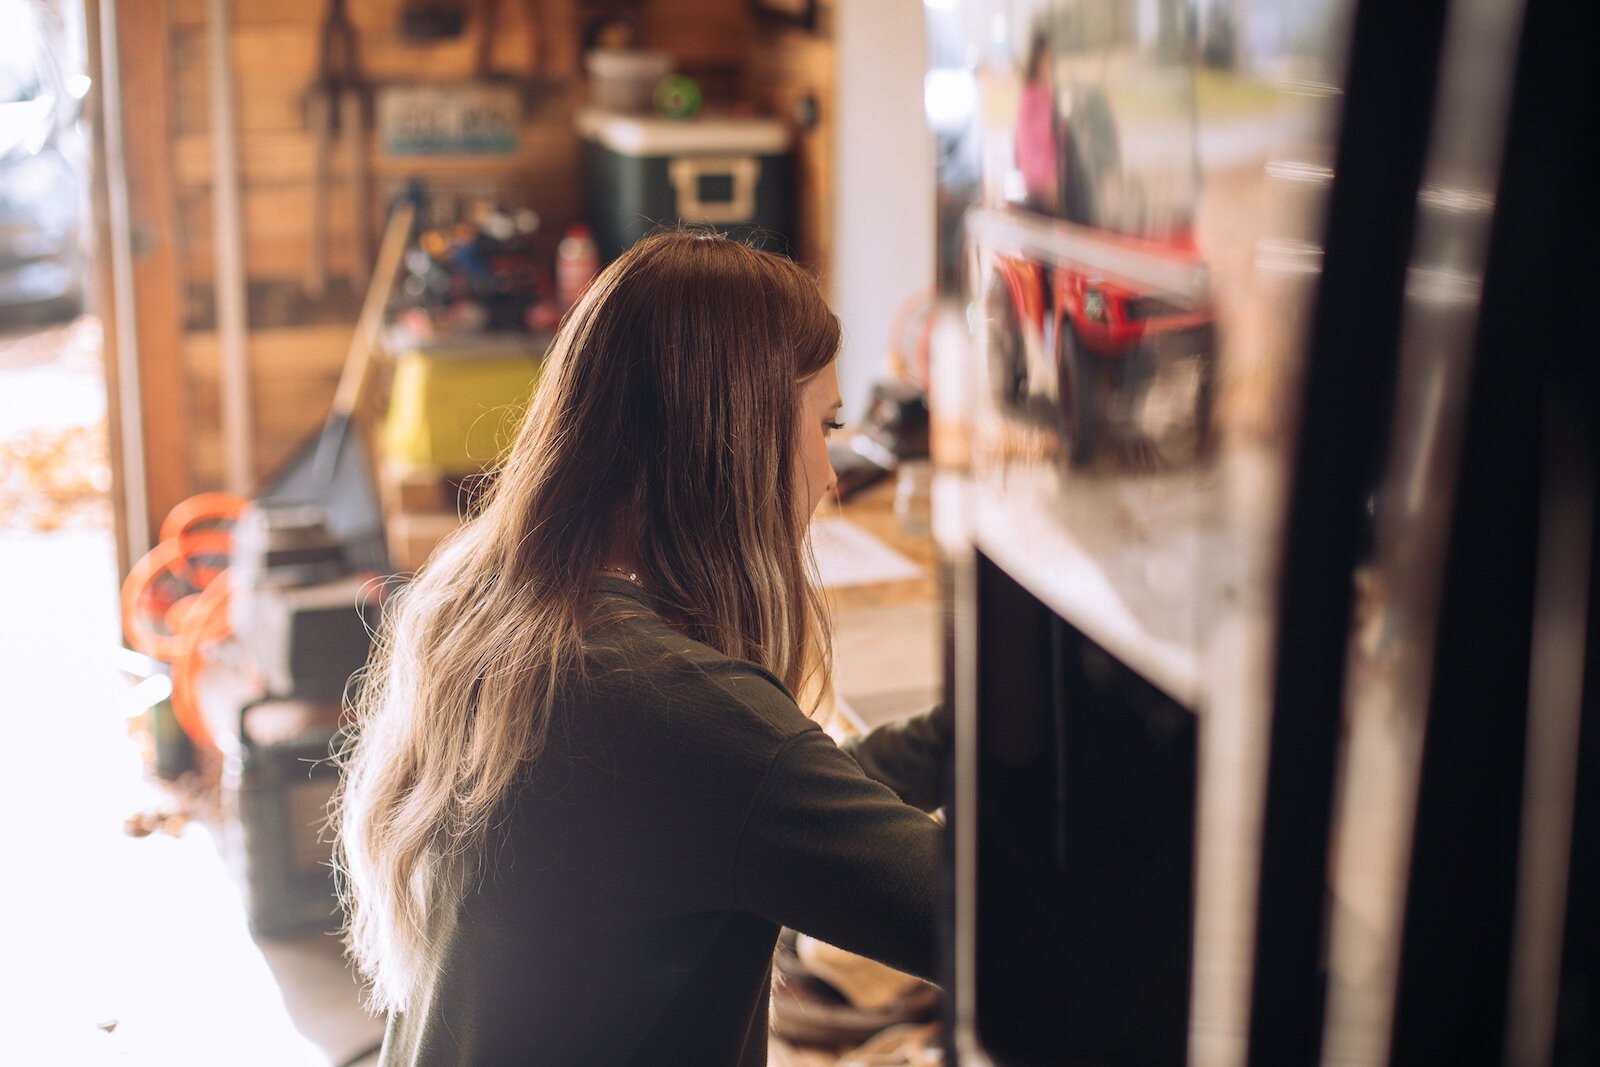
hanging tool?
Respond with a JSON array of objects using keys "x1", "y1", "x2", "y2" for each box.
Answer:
[
  {"x1": 253, "y1": 193, "x2": 418, "y2": 578},
  {"x1": 471, "y1": 0, "x2": 565, "y2": 110},
  {"x1": 345, "y1": 83, "x2": 372, "y2": 291},
  {"x1": 305, "y1": 0, "x2": 371, "y2": 299},
  {"x1": 400, "y1": 0, "x2": 468, "y2": 41},
  {"x1": 474, "y1": 0, "x2": 497, "y2": 80}
]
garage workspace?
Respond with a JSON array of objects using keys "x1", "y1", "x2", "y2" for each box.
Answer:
[
  {"x1": 8, "y1": 0, "x2": 1596, "y2": 1064},
  {"x1": 11, "y1": 0, "x2": 945, "y2": 1063}
]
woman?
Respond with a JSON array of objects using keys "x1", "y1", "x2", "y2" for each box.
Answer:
[
  {"x1": 1015, "y1": 28, "x2": 1060, "y2": 214},
  {"x1": 336, "y1": 231, "x2": 948, "y2": 1065}
]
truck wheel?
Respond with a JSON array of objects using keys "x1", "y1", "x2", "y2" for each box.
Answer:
[
  {"x1": 1193, "y1": 327, "x2": 1219, "y2": 460},
  {"x1": 984, "y1": 276, "x2": 1027, "y2": 408},
  {"x1": 1056, "y1": 323, "x2": 1097, "y2": 465},
  {"x1": 1129, "y1": 328, "x2": 1217, "y2": 469}
]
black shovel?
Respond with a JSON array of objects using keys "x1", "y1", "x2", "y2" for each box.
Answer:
[{"x1": 256, "y1": 199, "x2": 418, "y2": 573}]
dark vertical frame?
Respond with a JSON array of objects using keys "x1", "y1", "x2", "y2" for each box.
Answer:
[
  {"x1": 1389, "y1": 0, "x2": 1598, "y2": 1059},
  {"x1": 1246, "y1": 0, "x2": 1452, "y2": 1062},
  {"x1": 1558, "y1": 494, "x2": 1600, "y2": 1066}
]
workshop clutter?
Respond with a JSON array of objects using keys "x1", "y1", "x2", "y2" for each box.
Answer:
[
  {"x1": 381, "y1": 345, "x2": 540, "y2": 473},
  {"x1": 378, "y1": 459, "x2": 496, "y2": 573},
  {"x1": 122, "y1": 189, "x2": 406, "y2": 918},
  {"x1": 120, "y1": 492, "x2": 249, "y2": 758},
  {"x1": 830, "y1": 290, "x2": 937, "y2": 504},
  {"x1": 378, "y1": 330, "x2": 541, "y2": 571},
  {"x1": 305, "y1": 0, "x2": 372, "y2": 299},
  {"x1": 118, "y1": 491, "x2": 388, "y2": 934},
  {"x1": 224, "y1": 695, "x2": 349, "y2": 935},
  {"x1": 371, "y1": 186, "x2": 549, "y2": 573},
  {"x1": 393, "y1": 199, "x2": 561, "y2": 340},
  {"x1": 771, "y1": 928, "x2": 941, "y2": 1051},
  {"x1": 225, "y1": 571, "x2": 370, "y2": 930},
  {"x1": 576, "y1": 30, "x2": 797, "y2": 263},
  {"x1": 227, "y1": 503, "x2": 389, "y2": 705},
  {"x1": 208, "y1": 493, "x2": 388, "y2": 935},
  {"x1": 555, "y1": 222, "x2": 599, "y2": 309}
]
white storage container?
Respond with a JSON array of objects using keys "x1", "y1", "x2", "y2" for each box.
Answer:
[{"x1": 584, "y1": 49, "x2": 674, "y2": 113}]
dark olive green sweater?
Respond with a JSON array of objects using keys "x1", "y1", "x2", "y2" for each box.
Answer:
[{"x1": 378, "y1": 577, "x2": 946, "y2": 1066}]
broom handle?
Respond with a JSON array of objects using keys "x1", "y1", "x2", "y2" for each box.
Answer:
[{"x1": 332, "y1": 200, "x2": 416, "y2": 419}]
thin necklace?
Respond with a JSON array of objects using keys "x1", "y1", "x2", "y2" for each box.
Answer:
[{"x1": 596, "y1": 564, "x2": 644, "y2": 587}]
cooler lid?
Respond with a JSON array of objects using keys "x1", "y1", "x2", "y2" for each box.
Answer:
[{"x1": 576, "y1": 107, "x2": 791, "y2": 156}]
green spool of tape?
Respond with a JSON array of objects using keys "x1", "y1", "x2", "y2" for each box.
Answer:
[{"x1": 654, "y1": 74, "x2": 704, "y2": 120}]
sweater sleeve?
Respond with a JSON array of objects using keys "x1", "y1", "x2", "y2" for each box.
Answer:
[
  {"x1": 732, "y1": 726, "x2": 940, "y2": 984},
  {"x1": 839, "y1": 703, "x2": 952, "y2": 813}
]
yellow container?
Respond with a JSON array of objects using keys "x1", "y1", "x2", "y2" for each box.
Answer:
[{"x1": 381, "y1": 345, "x2": 543, "y2": 475}]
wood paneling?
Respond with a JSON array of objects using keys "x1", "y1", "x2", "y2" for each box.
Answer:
[
  {"x1": 747, "y1": 2, "x2": 835, "y2": 285},
  {"x1": 170, "y1": 2, "x2": 584, "y2": 138},
  {"x1": 174, "y1": 122, "x2": 581, "y2": 283},
  {"x1": 184, "y1": 325, "x2": 365, "y2": 487},
  {"x1": 85, "y1": 0, "x2": 131, "y2": 572},
  {"x1": 118, "y1": 0, "x2": 191, "y2": 538},
  {"x1": 166, "y1": 0, "x2": 586, "y2": 494},
  {"x1": 136, "y1": 0, "x2": 834, "y2": 503},
  {"x1": 645, "y1": 0, "x2": 753, "y2": 75}
]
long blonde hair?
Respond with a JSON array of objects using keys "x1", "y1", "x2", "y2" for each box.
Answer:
[{"x1": 333, "y1": 231, "x2": 840, "y2": 1013}]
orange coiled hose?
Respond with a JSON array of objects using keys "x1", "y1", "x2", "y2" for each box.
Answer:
[
  {"x1": 158, "y1": 492, "x2": 247, "y2": 587},
  {"x1": 167, "y1": 570, "x2": 232, "y2": 751},
  {"x1": 121, "y1": 493, "x2": 249, "y2": 751}
]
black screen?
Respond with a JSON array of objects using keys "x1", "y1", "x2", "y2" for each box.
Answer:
[{"x1": 972, "y1": 551, "x2": 1196, "y2": 1066}]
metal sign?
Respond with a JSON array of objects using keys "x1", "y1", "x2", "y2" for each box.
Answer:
[{"x1": 376, "y1": 84, "x2": 521, "y2": 156}]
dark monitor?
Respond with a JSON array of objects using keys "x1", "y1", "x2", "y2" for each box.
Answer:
[{"x1": 966, "y1": 551, "x2": 1196, "y2": 1065}]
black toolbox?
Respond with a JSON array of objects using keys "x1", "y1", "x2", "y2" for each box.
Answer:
[{"x1": 222, "y1": 697, "x2": 347, "y2": 936}]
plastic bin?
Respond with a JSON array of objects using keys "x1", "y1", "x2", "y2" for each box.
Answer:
[
  {"x1": 381, "y1": 336, "x2": 545, "y2": 476},
  {"x1": 585, "y1": 49, "x2": 674, "y2": 112}
]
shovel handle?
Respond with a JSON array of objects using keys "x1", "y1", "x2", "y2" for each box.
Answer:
[{"x1": 332, "y1": 200, "x2": 417, "y2": 419}]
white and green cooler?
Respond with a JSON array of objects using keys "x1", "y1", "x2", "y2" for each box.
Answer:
[{"x1": 576, "y1": 108, "x2": 795, "y2": 261}]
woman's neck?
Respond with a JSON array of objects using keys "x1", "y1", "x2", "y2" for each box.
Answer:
[{"x1": 597, "y1": 529, "x2": 644, "y2": 585}]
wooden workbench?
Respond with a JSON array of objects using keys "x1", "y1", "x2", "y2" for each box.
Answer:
[{"x1": 813, "y1": 475, "x2": 942, "y2": 735}]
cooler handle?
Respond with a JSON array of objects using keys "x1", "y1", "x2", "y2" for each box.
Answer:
[{"x1": 668, "y1": 156, "x2": 760, "y2": 224}]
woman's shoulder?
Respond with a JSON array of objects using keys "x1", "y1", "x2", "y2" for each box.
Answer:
[{"x1": 580, "y1": 588, "x2": 812, "y2": 745}]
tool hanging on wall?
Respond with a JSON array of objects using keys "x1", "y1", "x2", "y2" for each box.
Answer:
[
  {"x1": 472, "y1": 0, "x2": 565, "y2": 109},
  {"x1": 400, "y1": 0, "x2": 469, "y2": 41},
  {"x1": 305, "y1": 0, "x2": 371, "y2": 299}
]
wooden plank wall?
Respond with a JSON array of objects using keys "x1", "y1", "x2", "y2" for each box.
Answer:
[
  {"x1": 143, "y1": 0, "x2": 836, "y2": 499},
  {"x1": 747, "y1": 0, "x2": 835, "y2": 286},
  {"x1": 116, "y1": 0, "x2": 191, "y2": 537}
]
